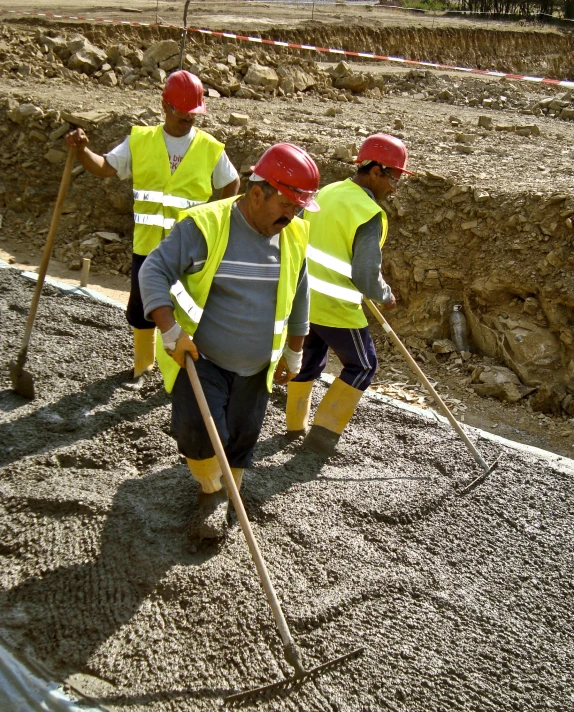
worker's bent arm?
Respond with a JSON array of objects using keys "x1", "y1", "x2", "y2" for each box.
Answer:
[
  {"x1": 220, "y1": 176, "x2": 241, "y2": 199},
  {"x1": 76, "y1": 148, "x2": 117, "y2": 178},
  {"x1": 65, "y1": 128, "x2": 117, "y2": 178},
  {"x1": 148, "y1": 305, "x2": 177, "y2": 333},
  {"x1": 287, "y1": 334, "x2": 305, "y2": 352}
]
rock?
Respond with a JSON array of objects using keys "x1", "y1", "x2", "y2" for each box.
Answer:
[
  {"x1": 473, "y1": 188, "x2": 489, "y2": 202},
  {"x1": 68, "y1": 45, "x2": 107, "y2": 74},
  {"x1": 277, "y1": 65, "x2": 315, "y2": 93},
  {"x1": 159, "y1": 56, "x2": 180, "y2": 72},
  {"x1": 99, "y1": 70, "x2": 118, "y2": 87},
  {"x1": 473, "y1": 382, "x2": 532, "y2": 403},
  {"x1": 95, "y1": 231, "x2": 121, "y2": 242},
  {"x1": 49, "y1": 122, "x2": 71, "y2": 141},
  {"x1": 44, "y1": 149, "x2": 66, "y2": 164},
  {"x1": 325, "y1": 107, "x2": 337, "y2": 117},
  {"x1": 478, "y1": 115, "x2": 493, "y2": 129},
  {"x1": 432, "y1": 339, "x2": 457, "y2": 354},
  {"x1": 333, "y1": 145, "x2": 356, "y2": 161},
  {"x1": 334, "y1": 73, "x2": 370, "y2": 93},
  {"x1": 331, "y1": 61, "x2": 352, "y2": 79},
  {"x1": 60, "y1": 110, "x2": 110, "y2": 128},
  {"x1": 207, "y1": 88, "x2": 221, "y2": 98},
  {"x1": 151, "y1": 68, "x2": 166, "y2": 83},
  {"x1": 394, "y1": 119, "x2": 404, "y2": 130},
  {"x1": 69, "y1": 260, "x2": 82, "y2": 271},
  {"x1": 228, "y1": 112, "x2": 249, "y2": 126},
  {"x1": 472, "y1": 364, "x2": 521, "y2": 386},
  {"x1": 522, "y1": 297, "x2": 539, "y2": 316},
  {"x1": 29, "y1": 130, "x2": 48, "y2": 143},
  {"x1": 142, "y1": 40, "x2": 179, "y2": 68},
  {"x1": 562, "y1": 394, "x2": 574, "y2": 416},
  {"x1": 495, "y1": 124, "x2": 516, "y2": 132},
  {"x1": 8, "y1": 103, "x2": 43, "y2": 124},
  {"x1": 244, "y1": 64, "x2": 279, "y2": 90},
  {"x1": 531, "y1": 383, "x2": 566, "y2": 414},
  {"x1": 560, "y1": 107, "x2": 574, "y2": 120},
  {"x1": 455, "y1": 133, "x2": 475, "y2": 144}
]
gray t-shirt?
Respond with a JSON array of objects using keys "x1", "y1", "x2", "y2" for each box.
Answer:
[{"x1": 139, "y1": 202, "x2": 309, "y2": 376}]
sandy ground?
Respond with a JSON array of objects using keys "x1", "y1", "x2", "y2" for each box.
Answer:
[
  {"x1": 1, "y1": 263, "x2": 574, "y2": 712},
  {"x1": 1, "y1": 0, "x2": 555, "y2": 33}
]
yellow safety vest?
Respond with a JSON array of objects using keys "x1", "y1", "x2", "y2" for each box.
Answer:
[
  {"x1": 304, "y1": 178, "x2": 388, "y2": 329},
  {"x1": 130, "y1": 125, "x2": 224, "y2": 256},
  {"x1": 156, "y1": 197, "x2": 309, "y2": 394}
]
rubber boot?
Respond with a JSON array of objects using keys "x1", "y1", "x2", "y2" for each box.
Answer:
[
  {"x1": 304, "y1": 377, "x2": 363, "y2": 457},
  {"x1": 286, "y1": 380, "x2": 314, "y2": 438},
  {"x1": 186, "y1": 457, "x2": 228, "y2": 540},
  {"x1": 133, "y1": 327, "x2": 156, "y2": 378},
  {"x1": 230, "y1": 467, "x2": 244, "y2": 491}
]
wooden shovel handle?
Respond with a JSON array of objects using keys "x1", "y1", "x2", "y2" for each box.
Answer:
[{"x1": 21, "y1": 146, "x2": 77, "y2": 350}]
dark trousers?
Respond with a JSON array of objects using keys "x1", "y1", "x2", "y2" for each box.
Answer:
[
  {"x1": 293, "y1": 323, "x2": 377, "y2": 392},
  {"x1": 171, "y1": 358, "x2": 270, "y2": 468},
  {"x1": 127, "y1": 253, "x2": 155, "y2": 330}
]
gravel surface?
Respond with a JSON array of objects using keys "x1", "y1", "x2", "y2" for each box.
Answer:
[{"x1": 1, "y1": 266, "x2": 573, "y2": 711}]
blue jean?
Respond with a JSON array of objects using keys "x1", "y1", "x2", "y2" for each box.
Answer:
[
  {"x1": 171, "y1": 358, "x2": 270, "y2": 467},
  {"x1": 293, "y1": 323, "x2": 377, "y2": 392}
]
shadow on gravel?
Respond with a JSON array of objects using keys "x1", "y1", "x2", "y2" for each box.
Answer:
[
  {"x1": 0, "y1": 465, "x2": 209, "y2": 678},
  {"x1": 0, "y1": 372, "x2": 168, "y2": 468}
]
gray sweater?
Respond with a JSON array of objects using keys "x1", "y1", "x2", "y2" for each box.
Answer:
[
  {"x1": 139, "y1": 202, "x2": 309, "y2": 376},
  {"x1": 351, "y1": 187, "x2": 393, "y2": 305}
]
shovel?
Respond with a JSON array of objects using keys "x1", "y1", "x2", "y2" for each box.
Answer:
[
  {"x1": 364, "y1": 298, "x2": 499, "y2": 487},
  {"x1": 9, "y1": 146, "x2": 76, "y2": 399},
  {"x1": 184, "y1": 354, "x2": 363, "y2": 702}
]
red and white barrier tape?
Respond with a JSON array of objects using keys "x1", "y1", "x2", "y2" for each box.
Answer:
[{"x1": 2, "y1": 7, "x2": 574, "y2": 89}]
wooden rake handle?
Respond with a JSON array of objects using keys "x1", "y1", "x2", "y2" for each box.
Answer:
[
  {"x1": 184, "y1": 354, "x2": 305, "y2": 674},
  {"x1": 364, "y1": 298, "x2": 492, "y2": 474}
]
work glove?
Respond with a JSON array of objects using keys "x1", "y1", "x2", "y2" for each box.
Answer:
[
  {"x1": 274, "y1": 345, "x2": 303, "y2": 386},
  {"x1": 161, "y1": 322, "x2": 199, "y2": 368}
]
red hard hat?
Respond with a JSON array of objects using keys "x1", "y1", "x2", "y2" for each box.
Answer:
[
  {"x1": 355, "y1": 133, "x2": 414, "y2": 176},
  {"x1": 162, "y1": 70, "x2": 206, "y2": 115},
  {"x1": 251, "y1": 143, "x2": 321, "y2": 212}
]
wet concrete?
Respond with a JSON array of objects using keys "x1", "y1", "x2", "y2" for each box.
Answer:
[{"x1": 1, "y1": 267, "x2": 573, "y2": 711}]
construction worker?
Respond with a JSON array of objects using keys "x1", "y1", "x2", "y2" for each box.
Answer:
[
  {"x1": 139, "y1": 143, "x2": 320, "y2": 539},
  {"x1": 65, "y1": 70, "x2": 240, "y2": 385},
  {"x1": 286, "y1": 133, "x2": 414, "y2": 456}
]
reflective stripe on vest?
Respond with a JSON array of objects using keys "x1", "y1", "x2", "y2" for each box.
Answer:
[
  {"x1": 308, "y1": 274, "x2": 362, "y2": 304},
  {"x1": 130, "y1": 125, "x2": 224, "y2": 256},
  {"x1": 155, "y1": 197, "x2": 309, "y2": 394},
  {"x1": 171, "y1": 280, "x2": 204, "y2": 323},
  {"x1": 305, "y1": 179, "x2": 386, "y2": 329},
  {"x1": 133, "y1": 213, "x2": 176, "y2": 230},
  {"x1": 133, "y1": 189, "x2": 206, "y2": 211}
]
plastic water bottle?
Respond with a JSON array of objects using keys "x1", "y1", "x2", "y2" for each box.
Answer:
[{"x1": 450, "y1": 304, "x2": 469, "y2": 352}]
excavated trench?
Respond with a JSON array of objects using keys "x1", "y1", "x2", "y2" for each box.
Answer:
[
  {"x1": 12, "y1": 14, "x2": 574, "y2": 80},
  {"x1": 1, "y1": 258, "x2": 574, "y2": 711}
]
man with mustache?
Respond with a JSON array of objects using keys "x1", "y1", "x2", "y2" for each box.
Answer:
[
  {"x1": 139, "y1": 143, "x2": 320, "y2": 539},
  {"x1": 66, "y1": 71, "x2": 240, "y2": 386},
  {"x1": 286, "y1": 133, "x2": 414, "y2": 456}
]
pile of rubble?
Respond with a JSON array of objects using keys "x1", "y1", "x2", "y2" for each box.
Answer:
[
  {"x1": 376, "y1": 68, "x2": 574, "y2": 120},
  {"x1": 2, "y1": 24, "x2": 573, "y2": 121}
]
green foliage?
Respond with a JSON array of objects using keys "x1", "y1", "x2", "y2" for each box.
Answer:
[{"x1": 403, "y1": 0, "x2": 449, "y2": 9}]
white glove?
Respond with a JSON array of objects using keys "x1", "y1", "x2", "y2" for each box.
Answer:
[
  {"x1": 282, "y1": 346, "x2": 303, "y2": 375},
  {"x1": 161, "y1": 322, "x2": 182, "y2": 352}
]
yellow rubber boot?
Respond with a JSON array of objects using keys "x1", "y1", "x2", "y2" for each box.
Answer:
[
  {"x1": 286, "y1": 380, "x2": 314, "y2": 437},
  {"x1": 304, "y1": 377, "x2": 363, "y2": 456},
  {"x1": 186, "y1": 456, "x2": 222, "y2": 493},
  {"x1": 230, "y1": 467, "x2": 244, "y2": 490},
  {"x1": 133, "y1": 327, "x2": 156, "y2": 378}
]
